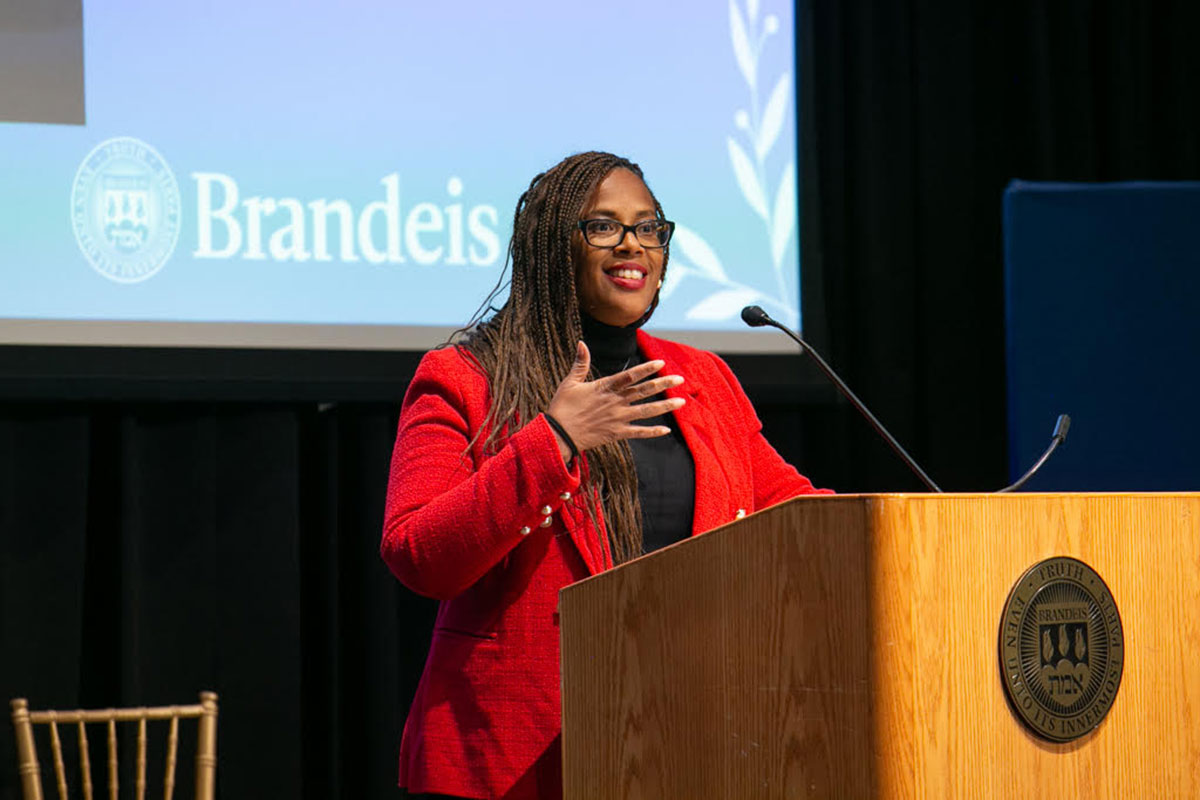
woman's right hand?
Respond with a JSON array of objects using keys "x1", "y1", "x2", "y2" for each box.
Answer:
[{"x1": 546, "y1": 341, "x2": 685, "y2": 460}]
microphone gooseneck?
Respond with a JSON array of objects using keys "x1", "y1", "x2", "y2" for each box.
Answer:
[
  {"x1": 996, "y1": 415, "x2": 1071, "y2": 493},
  {"x1": 741, "y1": 305, "x2": 943, "y2": 492},
  {"x1": 743, "y1": 305, "x2": 1071, "y2": 493}
]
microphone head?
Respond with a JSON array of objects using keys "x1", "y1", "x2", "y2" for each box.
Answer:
[{"x1": 741, "y1": 305, "x2": 771, "y2": 327}]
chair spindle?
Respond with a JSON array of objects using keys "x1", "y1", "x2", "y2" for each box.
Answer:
[
  {"x1": 163, "y1": 716, "x2": 179, "y2": 800},
  {"x1": 78, "y1": 720, "x2": 94, "y2": 800},
  {"x1": 47, "y1": 719, "x2": 67, "y2": 800},
  {"x1": 136, "y1": 716, "x2": 147, "y2": 800},
  {"x1": 107, "y1": 718, "x2": 117, "y2": 800}
]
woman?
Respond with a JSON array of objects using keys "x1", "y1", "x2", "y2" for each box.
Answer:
[{"x1": 381, "y1": 151, "x2": 829, "y2": 800}]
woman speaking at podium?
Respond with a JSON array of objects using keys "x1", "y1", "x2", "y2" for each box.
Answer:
[{"x1": 381, "y1": 151, "x2": 828, "y2": 800}]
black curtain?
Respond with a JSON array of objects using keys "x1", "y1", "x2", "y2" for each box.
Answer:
[
  {"x1": 798, "y1": 0, "x2": 1199, "y2": 494},
  {"x1": 0, "y1": 404, "x2": 435, "y2": 799},
  {"x1": 2, "y1": 3, "x2": 1198, "y2": 797}
]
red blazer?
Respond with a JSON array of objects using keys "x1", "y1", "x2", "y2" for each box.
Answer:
[{"x1": 381, "y1": 330, "x2": 830, "y2": 799}]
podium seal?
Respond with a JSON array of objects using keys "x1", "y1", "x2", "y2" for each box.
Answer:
[{"x1": 998, "y1": 556, "x2": 1124, "y2": 743}]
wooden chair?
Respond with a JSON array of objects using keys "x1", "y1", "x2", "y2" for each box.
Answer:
[{"x1": 9, "y1": 691, "x2": 217, "y2": 800}]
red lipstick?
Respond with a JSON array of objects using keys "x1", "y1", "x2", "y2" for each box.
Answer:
[{"x1": 604, "y1": 262, "x2": 648, "y2": 290}]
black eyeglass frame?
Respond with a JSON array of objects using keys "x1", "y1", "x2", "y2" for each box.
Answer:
[{"x1": 576, "y1": 218, "x2": 676, "y2": 249}]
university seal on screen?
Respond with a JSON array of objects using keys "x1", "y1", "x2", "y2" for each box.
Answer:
[
  {"x1": 998, "y1": 556, "x2": 1124, "y2": 742},
  {"x1": 71, "y1": 137, "x2": 181, "y2": 283}
]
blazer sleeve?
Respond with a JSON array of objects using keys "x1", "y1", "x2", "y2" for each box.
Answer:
[
  {"x1": 380, "y1": 353, "x2": 582, "y2": 600},
  {"x1": 709, "y1": 351, "x2": 834, "y2": 508}
]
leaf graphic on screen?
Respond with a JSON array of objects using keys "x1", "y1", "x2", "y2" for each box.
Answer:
[
  {"x1": 729, "y1": 0, "x2": 756, "y2": 90},
  {"x1": 686, "y1": 288, "x2": 763, "y2": 321},
  {"x1": 771, "y1": 161, "x2": 796, "y2": 268},
  {"x1": 747, "y1": 0, "x2": 759, "y2": 24},
  {"x1": 757, "y1": 72, "x2": 790, "y2": 160},
  {"x1": 659, "y1": 264, "x2": 688, "y2": 299},
  {"x1": 672, "y1": 224, "x2": 727, "y2": 282},
  {"x1": 728, "y1": 138, "x2": 768, "y2": 220}
]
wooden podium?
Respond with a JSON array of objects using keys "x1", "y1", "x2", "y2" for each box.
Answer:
[{"x1": 559, "y1": 494, "x2": 1200, "y2": 798}]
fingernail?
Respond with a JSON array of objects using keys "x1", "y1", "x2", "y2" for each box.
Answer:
[
  {"x1": 670, "y1": 375, "x2": 685, "y2": 385},
  {"x1": 651, "y1": 360, "x2": 665, "y2": 368}
]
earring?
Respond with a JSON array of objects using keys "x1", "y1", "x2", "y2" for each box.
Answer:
[{"x1": 657, "y1": 279, "x2": 663, "y2": 289}]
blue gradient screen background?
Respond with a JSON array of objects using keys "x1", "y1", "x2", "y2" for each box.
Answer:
[{"x1": 0, "y1": 1, "x2": 799, "y2": 348}]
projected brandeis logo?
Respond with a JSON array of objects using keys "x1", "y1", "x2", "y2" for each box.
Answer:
[{"x1": 71, "y1": 137, "x2": 182, "y2": 283}]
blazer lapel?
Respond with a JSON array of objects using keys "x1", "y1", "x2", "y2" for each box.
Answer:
[{"x1": 638, "y1": 332, "x2": 734, "y2": 536}]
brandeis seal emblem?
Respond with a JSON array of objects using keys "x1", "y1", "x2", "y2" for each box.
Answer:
[
  {"x1": 999, "y1": 557, "x2": 1124, "y2": 742},
  {"x1": 71, "y1": 137, "x2": 181, "y2": 283}
]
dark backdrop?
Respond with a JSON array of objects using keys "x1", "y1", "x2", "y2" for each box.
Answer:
[{"x1": 2, "y1": 2, "x2": 1197, "y2": 797}]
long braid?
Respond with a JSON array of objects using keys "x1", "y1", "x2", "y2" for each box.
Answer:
[{"x1": 457, "y1": 151, "x2": 670, "y2": 564}]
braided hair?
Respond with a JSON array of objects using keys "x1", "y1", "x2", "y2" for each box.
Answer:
[{"x1": 459, "y1": 151, "x2": 669, "y2": 565}]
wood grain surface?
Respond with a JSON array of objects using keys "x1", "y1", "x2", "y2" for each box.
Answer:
[{"x1": 559, "y1": 494, "x2": 1200, "y2": 799}]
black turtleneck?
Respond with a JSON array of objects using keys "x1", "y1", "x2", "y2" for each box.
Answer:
[{"x1": 580, "y1": 315, "x2": 695, "y2": 554}]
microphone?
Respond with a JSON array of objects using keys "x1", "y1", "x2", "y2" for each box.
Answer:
[
  {"x1": 742, "y1": 305, "x2": 943, "y2": 492},
  {"x1": 996, "y1": 415, "x2": 1071, "y2": 493},
  {"x1": 743, "y1": 305, "x2": 1070, "y2": 493}
]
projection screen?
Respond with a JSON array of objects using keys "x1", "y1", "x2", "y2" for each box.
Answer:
[{"x1": 0, "y1": 1, "x2": 801, "y2": 354}]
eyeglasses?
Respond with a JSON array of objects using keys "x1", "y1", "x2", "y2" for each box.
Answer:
[{"x1": 577, "y1": 218, "x2": 675, "y2": 249}]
